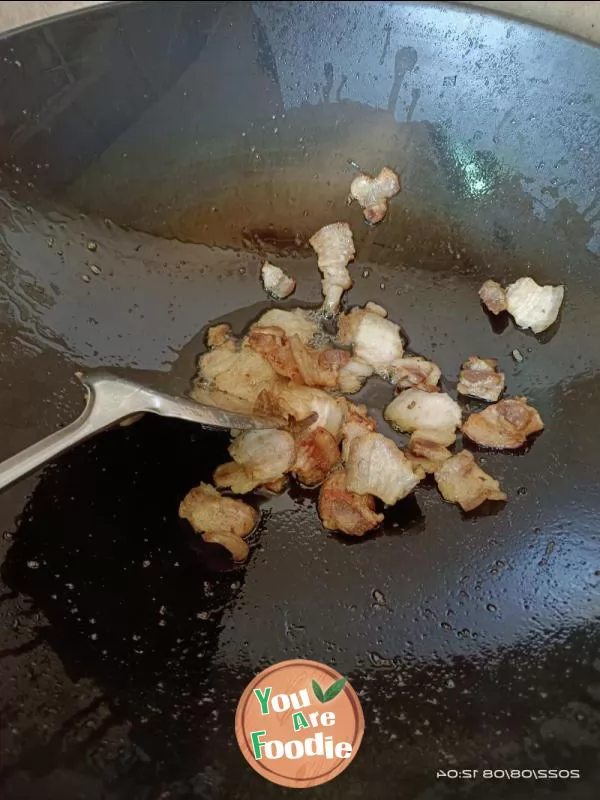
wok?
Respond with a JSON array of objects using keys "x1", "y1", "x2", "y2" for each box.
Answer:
[{"x1": 0, "y1": 2, "x2": 599, "y2": 798}]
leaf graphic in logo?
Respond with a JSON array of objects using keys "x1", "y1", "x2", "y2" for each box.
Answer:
[
  {"x1": 312, "y1": 679, "x2": 325, "y2": 703},
  {"x1": 323, "y1": 677, "x2": 347, "y2": 702}
]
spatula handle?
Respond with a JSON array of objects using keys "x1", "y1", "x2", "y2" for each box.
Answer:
[{"x1": 0, "y1": 378, "x2": 142, "y2": 492}]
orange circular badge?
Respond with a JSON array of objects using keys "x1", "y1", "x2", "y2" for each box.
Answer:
[{"x1": 235, "y1": 659, "x2": 364, "y2": 788}]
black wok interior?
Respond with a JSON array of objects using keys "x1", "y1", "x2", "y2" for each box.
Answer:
[{"x1": 0, "y1": 2, "x2": 599, "y2": 798}]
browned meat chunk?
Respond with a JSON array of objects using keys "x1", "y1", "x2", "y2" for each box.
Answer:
[
  {"x1": 213, "y1": 462, "x2": 257, "y2": 494},
  {"x1": 309, "y1": 222, "x2": 355, "y2": 315},
  {"x1": 262, "y1": 476, "x2": 288, "y2": 493},
  {"x1": 384, "y1": 389, "x2": 462, "y2": 442},
  {"x1": 349, "y1": 167, "x2": 401, "y2": 224},
  {"x1": 318, "y1": 470, "x2": 383, "y2": 536},
  {"x1": 340, "y1": 402, "x2": 377, "y2": 462},
  {"x1": 457, "y1": 356, "x2": 505, "y2": 402},
  {"x1": 434, "y1": 450, "x2": 507, "y2": 511},
  {"x1": 260, "y1": 261, "x2": 296, "y2": 298},
  {"x1": 254, "y1": 383, "x2": 344, "y2": 439},
  {"x1": 251, "y1": 308, "x2": 318, "y2": 343},
  {"x1": 195, "y1": 341, "x2": 279, "y2": 405},
  {"x1": 389, "y1": 356, "x2": 441, "y2": 392},
  {"x1": 206, "y1": 323, "x2": 233, "y2": 349},
  {"x1": 337, "y1": 304, "x2": 404, "y2": 373},
  {"x1": 247, "y1": 326, "x2": 350, "y2": 389},
  {"x1": 479, "y1": 280, "x2": 507, "y2": 315},
  {"x1": 345, "y1": 432, "x2": 423, "y2": 505},
  {"x1": 293, "y1": 426, "x2": 341, "y2": 486},
  {"x1": 179, "y1": 483, "x2": 258, "y2": 538},
  {"x1": 214, "y1": 430, "x2": 296, "y2": 493},
  {"x1": 405, "y1": 431, "x2": 452, "y2": 474},
  {"x1": 462, "y1": 397, "x2": 544, "y2": 449},
  {"x1": 338, "y1": 357, "x2": 374, "y2": 393},
  {"x1": 202, "y1": 531, "x2": 250, "y2": 561}
]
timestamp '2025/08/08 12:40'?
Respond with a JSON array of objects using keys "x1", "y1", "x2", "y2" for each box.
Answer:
[{"x1": 436, "y1": 769, "x2": 581, "y2": 780}]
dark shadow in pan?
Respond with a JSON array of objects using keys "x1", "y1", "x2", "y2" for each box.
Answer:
[{"x1": 0, "y1": 415, "x2": 253, "y2": 791}]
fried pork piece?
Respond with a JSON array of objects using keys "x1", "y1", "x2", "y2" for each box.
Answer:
[
  {"x1": 462, "y1": 396, "x2": 544, "y2": 449},
  {"x1": 405, "y1": 431, "x2": 452, "y2": 474},
  {"x1": 505, "y1": 277, "x2": 564, "y2": 334},
  {"x1": 309, "y1": 222, "x2": 356, "y2": 315},
  {"x1": 384, "y1": 389, "x2": 462, "y2": 440},
  {"x1": 214, "y1": 462, "x2": 257, "y2": 494},
  {"x1": 262, "y1": 476, "x2": 288, "y2": 493},
  {"x1": 246, "y1": 326, "x2": 292, "y2": 377},
  {"x1": 434, "y1": 450, "x2": 507, "y2": 512},
  {"x1": 287, "y1": 338, "x2": 349, "y2": 389},
  {"x1": 260, "y1": 261, "x2": 296, "y2": 299},
  {"x1": 206, "y1": 323, "x2": 232, "y2": 349},
  {"x1": 230, "y1": 429, "x2": 295, "y2": 481},
  {"x1": 338, "y1": 304, "x2": 404, "y2": 373},
  {"x1": 214, "y1": 429, "x2": 296, "y2": 493},
  {"x1": 293, "y1": 426, "x2": 340, "y2": 486},
  {"x1": 196, "y1": 341, "x2": 279, "y2": 404},
  {"x1": 318, "y1": 470, "x2": 383, "y2": 536},
  {"x1": 255, "y1": 383, "x2": 345, "y2": 439},
  {"x1": 346, "y1": 432, "x2": 422, "y2": 505},
  {"x1": 341, "y1": 402, "x2": 377, "y2": 462},
  {"x1": 247, "y1": 325, "x2": 350, "y2": 389},
  {"x1": 349, "y1": 166, "x2": 401, "y2": 224},
  {"x1": 479, "y1": 280, "x2": 507, "y2": 315},
  {"x1": 337, "y1": 357, "x2": 374, "y2": 393},
  {"x1": 389, "y1": 356, "x2": 441, "y2": 392},
  {"x1": 202, "y1": 530, "x2": 250, "y2": 561},
  {"x1": 457, "y1": 357, "x2": 505, "y2": 402},
  {"x1": 252, "y1": 307, "x2": 318, "y2": 343},
  {"x1": 365, "y1": 301, "x2": 387, "y2": 316},
  {"x1": 190, "y1": 386, "x2": 256, "y2": 416},
  {"x1": 179, "y1": 483, "x2": 258, "y2": 537}
]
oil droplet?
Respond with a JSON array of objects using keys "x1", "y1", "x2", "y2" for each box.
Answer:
[
  {"x1": 368, "y1": 651, "x2": 394, "y2": 668},
  {"x1": 372, "y1": 589, "x2": 386, "y2": 606}
]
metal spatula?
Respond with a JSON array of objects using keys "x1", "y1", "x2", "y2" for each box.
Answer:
[{"x1": 0, "y1": 371, "x2": 276, "y2": 493}]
